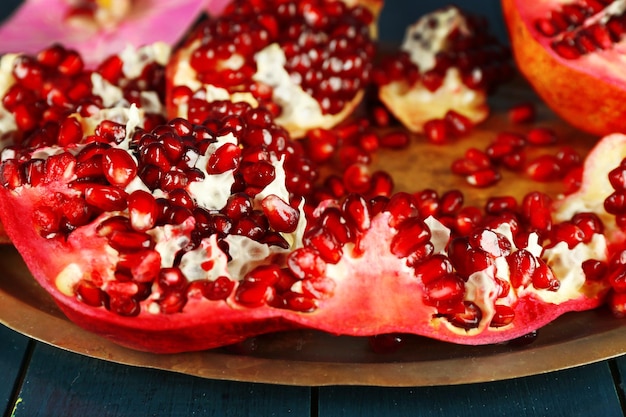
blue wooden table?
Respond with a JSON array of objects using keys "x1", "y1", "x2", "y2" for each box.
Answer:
[{"x1": 1, "y1": 323, "x2": 625, "y2": 417}]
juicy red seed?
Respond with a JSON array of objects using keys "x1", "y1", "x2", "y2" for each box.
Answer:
[
  {"x1": 45, "y1": 152, "x2": 77, "y2": 183},
  {"x1": 206, "y1": 143, "x2": 242, "y2": 174},
  {"x1": 261, "y1": 194, "x2": 300, "y2": 233},
  {"x1": 582, "y1": 259, "x2": 607, "y2": 282},
  {"x1": 507, "y1": 249, "x2": 537, "y2": 288},
  {"x1": 158, "y1": 267, "x2": 188, "y2": 291},
  {"x1": 379, "y1": 131, "x2": 410, "y2": 149},
  {"x1": 169, "y1": 189, "x2": 195, "y2": 209},
  {"x1": 223, "y1": 193, "x2": 253, "y2": 220},
  {"x1": 555, "y1": 146, "x2": 581, "y2": 170},
  {"x1": 128, "y1": 190, "x2": 158, "y2": 232},
  {"x1": 423, "y1": 273, "x2": 465, "y2": 305},
  {"x1": 526, "y1": 155, "x2": 562, "y2": 181},
  {"x1": 202, "y1": 276, "x2": 236, "y2": 300},
  {"x1": 304, "y1": 226, "x2": 342, "y2": 264},
  {"x1": 58, "y1": 117, "x2": 84, "y2": 147},
  {"x1": 61, "y1": 196, "x2": 91, "y2": 227},
  {"x1": 424, "y1": 119, "x2": 449, "y2": 144},
  {"x1": 551, "y1": 222, "x2": 585, "y2": 249},
  {"x1": 76, "y1": 281, "x2": 107, "y2": 307},
  {"x1": 102, "y1": 148, "x2": 138, "y2": 187},
  {"x1": 338, "y1": 145, "x2": 371, "y2": 168},
  {"x1": 490, "y1": 305, "x2": 515, "y2": 328},
  {"x1": 485, "y1": 196, "x2": 518, "y2": 214},
  {"x1": 438, "y1": 190, "x2": 464, "y2": 215},
  {"x1": 495, "y1": 132, "x2": 527, "y2": 148},
  {"x1": 413, "y1": 254, "x2": 453, "y2": 285},
  {"x1": 390, "y1": 217, "x2": 431, "y2": 258},
  {"x1": 117, "y1": 250, "x2": 161, "y2": 283},
  {"x1": 444, "y1": 110, "x2": 473, "y2": 136},
  {"x1": 527, "y1": 127, "x2": 558, "y2": 146},
  {"x1": 508, "y1": 102, "x2": 536, "y2": 124},
  {"x1": 521, "y1": 192, "x2": 553, "y2": 233},
  {"x1": 446, "y1": 301, "x2": 482, "y2": 330},
  {"x1": 320, "y1": 208, "x2": 352, "y2": 244},
  {"x1": 609, "y1": 166, "x2": 626, "y2": 191},
  {"x1": 532, "y1": 259, "x2": 560, "y2": 290},
  {"x1": 466, "y1": 168, "x2": 501, "y2": 188},
  {"x1": 342, "y1": 193, "x2": 371, "y2": 232},
  {"x1": 469, "y1": 229, "x2": 512, "y2": 257},
  {"x1": 107, "y1": 295, "x2": 140, "y2": 317},
  {"x1": 241, "y1": 161, "x2": 276, "y2": 188},
  {"x1": 305, "y1": 128, "x2": 337, "y2": 163},
  {"x1": 158, "y1": 290, "x2": 188, "y2": 314},
  {"x1": 108, "y1": 230, "x2": 154, "y2": 252},
  {"x1": 414, "y1": 189, "x2": 438, "y2": 218},
  {"x1": 95, "y1": 120, "x2": 126, "y2": 143},
  {"x1": 604, "y1": 191, "x2": 626, "y2": 215},
  {"x1": 96, "y1": 215, "x2": 131, "y2": 237},
  {"x1": 571, "y1": 212, "x2": 604, "y2": 240},
  {"x1": 368, "y1": 334, "x2": 404, "y2": 354},
  {"x1": 384, "y1": 192, "x2": 419, "y2": 228},
  {"x1": 288, "y1": 247, "x2": 326, "y2": 280},
  {"x1": 368, "y1": 171, "x2": 394, "y2": 198},
  {"x1": 0, "y1": 159, "x2": 24, "y2": 189},
  {"x1": 84, "y1": 185, "x2": 129, "y2": 211},
  {"x1": 609, "y1": 291, "x2": 626, "y2": 318},
  {"x1": 342, "y1": 163, "x2": 371, "y2": 193},
  {"x1": 235, "y1": 281, "x2": 274, "y2": 307}
]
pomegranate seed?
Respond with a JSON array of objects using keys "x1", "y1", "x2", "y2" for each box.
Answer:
[
  {"x1": 526, "y1": 155, "x2": 563, "y2": 181},
  {"x1": 424, "y1": 119, "x2": 449, "y2": 144},
  {"x1": 521, "y1": 192, "x2": 553, "y2": 233},
  {"x1": 384, "y1": 192, "x2": 419, "y2": 228},
  {"x1": 342, "y1": 193, "x2": 371, "y2": 232},
  {"x1": 304, "y1": 226, "x2": 342, "y2": 264},
  {"x1": 371, "y1": 106, "x2": 391, "y2": 127},
  {"x1": 288, "y1": 247, "x2": 326, "y2": 280},
  {"x1": 45, "y1": 152, "x2": 77, "y2": 183},
  {"x1": 508, "y1": 102, "x2": 536, "y2": 124},
  {"x1": 368, "y1": 171, "x2": 394, "y2": 198},
  {"x1": 379, "y1": 131, "x2": 410, "y2": 149},
  {"x1": 609, "y1": 291, "x2": 626, "y2": 318},
  {"x1": 202, "y1": 276, "x2": 235, "y2": 301},
  {"x1": 108, "y1": 230, "x2": 154, "y2": 252},
  {"x1": 532, "y1": 259, "x2": 560, "y2": 290},
  {"x1": 423, "y1": 273, "x2": 465, "y2": 305},
  {"x1": 490, "y1": 304, "x2": 515, "y2": 327},
  {"x1": 206, "y1": 143, "x2": 241, "y2": 174},
  {"x1": 33, "y1": 205, "x2": 61, "y2": 236},
  {"x1": 466, "y1": 168, "x2": 501, "y2": 187},
  {"x1": 76, "y1": 281, "x2": 107, "y2": 307},
  {"x1": 235, "y1": 281, "x2": 274, "y2": 307},
  {"x1": 604, "y1": 191, "x2": 626, "y2": 215},
  {"x1": 261, "y1": 194, "x2": 300, "y2": 233},
  {"x1": 128, "y1": 190, "x2": 158, "y2": 232},
  {"x1": 485, "y1": 196, "x2": 518, "y2": 214},
  {"x1": 342, "y1": 163, "x2": 371, "y2": 194},
  {"x1": 507, "y1": 249, "x2": 537, "y2": 288},
  {"x1": 526, "y1": 127, "x2": 558, "y2": 146},
  {"x1": 446, "y1": 301, "x2": 482, "y2": 330},
  {"x1": 107, "y1": 295, "x2": 140, "y2": 317},
  {"x1": 581, "y1": 259, "x2": 607, "y2": 282},
  {"x1": 469, "y1": 229, "x2": 512, "y2": 257},
  {"x1": 390, "y1": 217, "x2": 431, "y2": 258},
  {"x1": 413, "y1": 254, "x2": 453, "y2": 285},
  {"x1": 84, "y1": 184, "x2": 129, "y2": 211},
  {"x1": 438, "y1": 190, "x2": 464, "y2": 215},
  {"x1": 58, "y1": 117, "x2": 84, "y2": 147},
  {"x1": 117, "y1": 250, "x2": 161, "y2": 283},
  {"x1": 444, "y1": 110, "x2": 473, "y2": 136},
  {"x1": 571, "y1": 212, "x2": 604, "y2": 241},
  {"x1": 102, "y1": 148, "x2": 138, "y2": 187}
]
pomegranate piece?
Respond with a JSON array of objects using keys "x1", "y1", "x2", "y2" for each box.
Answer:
[
  {"x1": 375, "y1": 6, "x2": 514, "y2": 133},
  {"x1": 166, "y1": 0, "x2": 379, "y2": 138},
  {"x1": 502, "y1": 0, "x2": 626, "y2": 135},
  {"x1": 0, "y1": 0, "x2": 206, "y2": 68}
]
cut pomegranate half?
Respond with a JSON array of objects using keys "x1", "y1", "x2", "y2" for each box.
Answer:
[
  {"x1": 375, "y1": 6, "x2": 514, "y2": 134},
  {"x1": 502, "y1": 0, "x2": 626, "y2": 136},
  {"x1": 166, "y1": 0, "x2": 379, "y2": 138},
  {"x1": 0, "y1": 0, "x2": 206, "y2": 68}
]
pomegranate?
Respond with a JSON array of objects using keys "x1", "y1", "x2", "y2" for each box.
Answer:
[
  {"x1": 0, "y1": 0, "x2": 207, "y2": 68},
  {"x1": 502, "y1": 0, "x2": 626, "y2": 136},
  {"x1": 0, "y1": 42, "x2": 170, "y2": 147},
  {"x1": 0, "y1": 92, "x2": 613, "y2": 352},
  {"x1": 374, "y1": 6, "x2": 514, "y2": 134},
  {"x1": 165, "y1": 0, "x2": 379, "y2": 138}
]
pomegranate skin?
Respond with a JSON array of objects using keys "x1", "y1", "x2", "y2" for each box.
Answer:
[{"x1": 501, "y1": 0, "x2": 626, "y2": 137}]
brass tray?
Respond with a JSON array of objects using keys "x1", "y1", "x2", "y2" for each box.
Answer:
[{"x1": 0, "y1": 81, "x2": 625, "y2": 386}]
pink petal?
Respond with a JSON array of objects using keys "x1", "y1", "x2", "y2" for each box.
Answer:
[{"x1": 0, "y1": 0, "x2": 207, "y2": 67}]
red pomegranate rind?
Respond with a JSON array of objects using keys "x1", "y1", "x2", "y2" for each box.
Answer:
[
  {"x1": 166, "y1": 0, "x2": 377, "y2": 138},
  {"x1": 376, "y1": 6, "x2": 514, "y2": 134},
  {"x1": 0, "y1": 0, "x2": 206, "y2": 68},
  {"x1": 502, "y1": 0, "x2": 626, "y2": 136}
]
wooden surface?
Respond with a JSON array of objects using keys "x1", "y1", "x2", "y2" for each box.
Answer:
[{"x1": 2, "y1": 324, "x2": 626, "y2": 416}]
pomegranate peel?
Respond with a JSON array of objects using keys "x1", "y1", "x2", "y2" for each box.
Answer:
[
  {"x1": 501, "y1": 0, "x2": 626, "y2": 136},
  {"x1": 0, "y1": 0, "x2": 207, "y2": 68}
]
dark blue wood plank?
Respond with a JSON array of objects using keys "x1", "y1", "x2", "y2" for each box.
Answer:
[
  {"x1": 319, "y1": 362, "x2": 622, "y2": 417},
  {"x1": 12, "y1": 343, "x2": 311, "y2": 417},
  {"x1": 0, "y1": 325, "x2": 30, "y2": 416}
]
